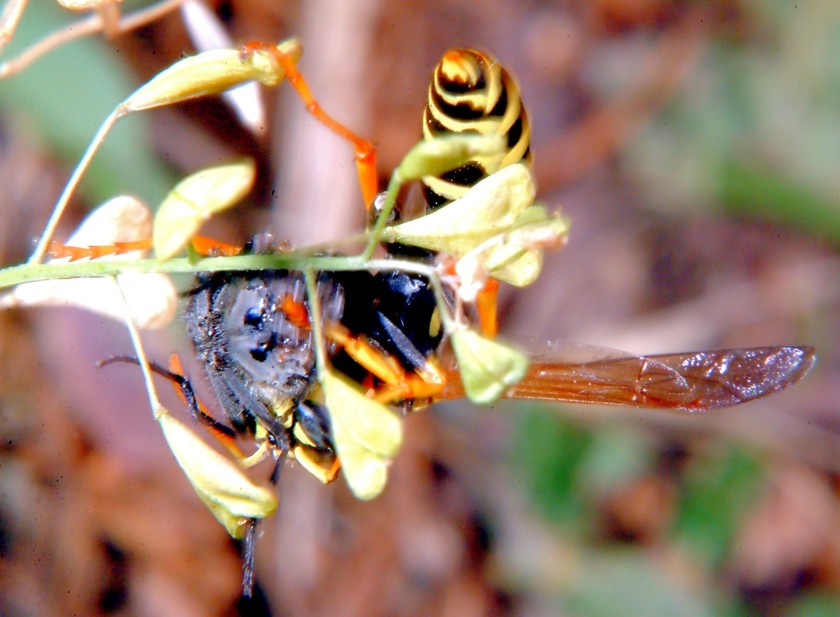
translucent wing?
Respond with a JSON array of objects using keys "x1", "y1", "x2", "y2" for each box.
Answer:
[{"x1": 440, "y1": 343, "x2": 816, "y2": 411}]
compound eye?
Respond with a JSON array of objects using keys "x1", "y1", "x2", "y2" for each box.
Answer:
[
  {"x1": 244, "y1": 307, "x2": 262, "y2": 327},
  {"x1": 249, "y1": 345, "x2": 268, "y2": 363}
]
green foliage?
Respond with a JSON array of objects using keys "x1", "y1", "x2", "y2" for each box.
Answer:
[
  {"x1": 565, "y1": 551, "x2": 715, "y2": 617},
  {"x1": 575, "y1": 425, "x2": 655, "y2": 501},
  {"x1": 785, "y1": 592, "x2": 840, "y2": 617},
  {"x1": 627, "y1": 2, "x2": 840, "y2": 244},
  {"x1": 512, "y1": 408, "x2": 653, "y2": 527},
  {"x1": 719, "y1": 161, "x2": 840, "y2": 240},
  {"x1": 673, "y1": 448, "x2": 764, "y2": 567},
  {"x1": 511, "y1": 409, "x2": 776, "y2": 616},
  {"x1": 512, "y1": 408, "x2": 594, "y2": 525},
  {"x1": 0, "y1": 1, "x2": 174, "y2": 205}
]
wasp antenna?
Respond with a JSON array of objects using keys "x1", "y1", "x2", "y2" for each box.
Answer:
[
  {"x1": 96, "y1": 354, "x2": 141, "y2": 369},
  {"x1": 241, "y1": 518, "x2": 258, "y2": 598},
  {"x1": 97, "y1": 354, "x2": 240, "y2": 439}
]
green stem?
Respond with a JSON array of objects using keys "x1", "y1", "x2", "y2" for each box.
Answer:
[
  {"x1": 0, "y1": 251, "x2": 451, "y2": 289},
  {"x1": 0, "y1": 253, "x2": 352, "y2": 289},
  {"x1": 303, "y1": 268, "x2": 329, "y2": 375},
  {"x1": 3, "y1": 245, "x2": 459, "y2": 334},
  {"x1": 114, "y1": 278, "x2": 164, "y2": 420},
  {"x1": 361, "y1": 171, "x2": 404, "y2": 260},
  {"x1": 29, "y1": 109, "x2": 122, "y2": 264}
]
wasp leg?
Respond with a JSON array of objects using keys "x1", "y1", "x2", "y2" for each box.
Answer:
[
  {"x1": 475, "y1": 278, "x2": 499, "y2": 338},
  {"x1": 47, "y1": 235, "x2": 242, "y2": 260},
  {"x1": 98, "y1": 355, "x2": 244, "y2": 458},
  {"x1": 241, "y1": 41, "x2": 378, "y2": 208},
  {"x1": 48, "y1": 239, "x2": 152, "y2": 261},
  {"x1": 187, "y1": 236, "x2": 243, "y2": 257},
  {"x1": 324, "y1": 322, "x2": 445, "y2": 404},
  {"x1": 289, "y1": 400, "x2": 341, "y2": 483},
  {"x1": 277, "y1": 297, "x2": 445, "y2": 404}
]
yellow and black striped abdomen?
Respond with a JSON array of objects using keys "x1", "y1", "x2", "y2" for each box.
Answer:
[{"x1": 422, "y1": 49, "x2": 531, "y2": 209}]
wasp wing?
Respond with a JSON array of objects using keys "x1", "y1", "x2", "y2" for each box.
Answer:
[{"x1": 440, "y1": 343, "x2": 815, "y2": 411}]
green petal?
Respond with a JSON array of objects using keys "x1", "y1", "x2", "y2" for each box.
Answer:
[
  {"x1": 384, "y1": 163, "x2": 536, "y2": 254},
  {"x1": 320, "y1": 371, "x2": 403, "y2": 500},
  {"x1": 397, "y1": 135, "x2": 505, "y2": 180},
  {"x1": 158, "y1": 412, "x2": 277, "y2": 538},
  {"x1": 450, "y1": 330, "x2": 528, "y2": 404},
  {"x1": 124, "y1": 39, "x2": 303, "y2": 112},
  {"x1": 153, "y1": 159, "x2": 255, "y2": 260}
]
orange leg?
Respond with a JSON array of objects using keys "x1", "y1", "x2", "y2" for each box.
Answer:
[
  {"x1": 277, "y1": 299, "x2": 441, "y2": 401},
  {"x1": 241, "y1": 42, "x2": 379, "y2": 209},
  {"x1": 188, "y1": 236, "x2": 242, "y2": 257},
  {"x1": 324, "y1": 322, "x2": 445, "y2": 404},
  {"x1": 374, "y1": 371, "x2": 447, "y2": 405},
  {"x1": 48, "y1": 239, "x2": 152, "y2": 261},
  {"x1": 48, "y1": 236, "x2": 242, "y2": 260},
  {"x1": 476, "y1": 278, "x2": 499, "y2": 339},
  {"x1": 274, "y1": 299, "x2": 426, "y2": 399},
  {"x1": 441, "y1": 255, "x2": 500, "y2": 339}
]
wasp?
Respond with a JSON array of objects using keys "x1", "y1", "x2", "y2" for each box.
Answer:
[
  {"x1": 153, "y1": 47, "x2": 812, "y2": 594},
  {"x1": 179, "y1": 47, "x2": 539, "y2": 499},
  {"x1": 18, "y1": 43, "x2": 814, "y2": 598}
]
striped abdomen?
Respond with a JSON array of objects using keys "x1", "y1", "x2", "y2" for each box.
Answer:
[{"x1": 422, "y1": 49, "x2": 531, "y2": 209}]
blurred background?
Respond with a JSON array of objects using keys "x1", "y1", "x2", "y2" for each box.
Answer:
[{"x1": 1, "y1": 1, "x2": 838, "y2": 616}]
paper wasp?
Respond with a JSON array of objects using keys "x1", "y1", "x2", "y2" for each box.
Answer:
[{"x1": 0, "y1": 38, "x2": 816, "y2": 598}]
